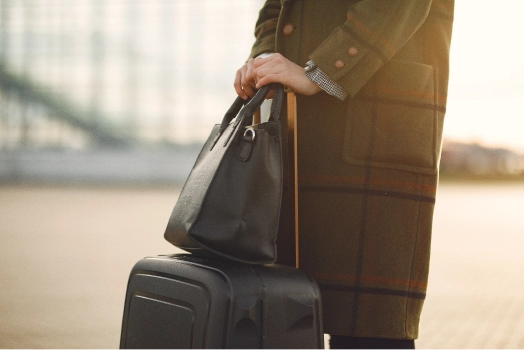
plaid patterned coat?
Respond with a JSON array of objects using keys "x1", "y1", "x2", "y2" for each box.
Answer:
[{"x1": 249, "y1": 0, "x2": 454, "y2": 340}]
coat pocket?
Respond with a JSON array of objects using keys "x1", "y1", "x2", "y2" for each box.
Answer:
[{"x1": 343, "y1": 59, "x2": 440, "y2": 175}]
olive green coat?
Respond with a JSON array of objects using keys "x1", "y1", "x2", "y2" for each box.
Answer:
[{"x1": 249, "y1": 0, "x2": 454, "y2": 340}]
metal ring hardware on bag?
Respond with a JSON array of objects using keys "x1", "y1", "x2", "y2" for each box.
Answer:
[
  {"x1": 243, "y1": 127, "x2": 256, "y2": 142},
  {"x1": 211, "y1": 84, "x2": 283, "y2": 150},
  {"x1": 239, "y1": 127, "x2": 256, "y2": 161}
]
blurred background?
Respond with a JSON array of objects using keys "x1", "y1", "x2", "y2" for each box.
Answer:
[
  {"x1": 0, "y1": 0, "x2": 263, "y2": 184},
  {"x1": 1, "y1": 0, "x2": 524, "y2": 348}
]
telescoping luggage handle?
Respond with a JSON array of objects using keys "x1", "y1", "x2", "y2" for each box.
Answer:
[{"x1": 285, "y1": 87, "x2": 299, "y2": 269}]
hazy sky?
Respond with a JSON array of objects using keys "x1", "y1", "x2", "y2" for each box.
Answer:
[{"x1": 445, "y1": 0, "x2": 524, "y2": 152}]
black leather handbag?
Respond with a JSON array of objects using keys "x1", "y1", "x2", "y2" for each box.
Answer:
[{"x1": 164, "y1": 84, "x2": 284, "y2": 264}]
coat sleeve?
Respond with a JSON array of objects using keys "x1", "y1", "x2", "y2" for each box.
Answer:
[
  {"x1": 309, "y1": 0, "x2": 433, "y2": 98},
  {"x1": 249, "y1": 0, "x2": 282, "y2": 59}
]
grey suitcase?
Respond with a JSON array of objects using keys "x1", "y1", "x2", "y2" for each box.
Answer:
[{"x1": 119, "y1": 254, "x2": 323, "y2": 349}]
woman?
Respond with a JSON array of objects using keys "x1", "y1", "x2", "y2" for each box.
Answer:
[{"x1": 234, "y1": 0, "x2": 454, "y2": 348}]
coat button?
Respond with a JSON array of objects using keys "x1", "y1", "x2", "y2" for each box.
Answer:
[
  {"x1": 348, "y1": 47, "x2": 358, "y2": 57},
  {"x1": 335, "y1": 60, "x2": 345, "y2": 69},
  {"x1": 283, "y1": 23, "x2": 295, "y2": 36}
]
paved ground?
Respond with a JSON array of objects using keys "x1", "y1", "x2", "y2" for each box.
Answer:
[{"x1": 1, "y1": 182, "x2": 524, "y2": 348}]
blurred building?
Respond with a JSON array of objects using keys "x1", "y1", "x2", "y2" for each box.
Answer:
[
  {"x1": 4, "y1": 2, "x2": 521, "y2": 184},
  {"x1": 0, "y1": 0, "x2": 264, "y2": 184},
  {"x1": 440, "y1": 141, "x2": 524, "y2": 176},
  {"x1": 0, "y1": 0, "x2": 264, "y2": 147}
]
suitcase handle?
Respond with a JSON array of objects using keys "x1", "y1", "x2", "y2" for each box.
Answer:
[{"x1": 286, "y1": 88, "x2": 299, "y2": 268}]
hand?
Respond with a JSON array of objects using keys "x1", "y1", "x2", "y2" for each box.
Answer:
[
  {"x1": 234, "y1": 53, "x2": 322, "y2": 100},
  {"x1": 253, "y1": 53, "x2": 322, "y2": 96}
]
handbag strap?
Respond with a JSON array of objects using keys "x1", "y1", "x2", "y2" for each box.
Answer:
[
  {"x1": 239, "y1": 83, "x2": 284, "y2": 122},
  {"x1": 212, "y1": 84, "x2": 284, "y2": 148},
  {"x1": 218, "y1": 84, "x2": 284, "y2": 130},
  {"x1": 268, "y1": 84, "x2": 284, "y2": 122}
]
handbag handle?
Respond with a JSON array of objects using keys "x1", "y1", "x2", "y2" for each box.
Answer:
[
  {"x1": 268, "y1": 83, "x2": 284, "y2": 122},
  {"x1": 239, "y1": 83, "x2": 284, "y2": 123},
  {"x1": 220, "y1": 84, "x2": 284, "y2": 128},
  {"x1": 212, "y1": 84, "x2": 284, "y2": 148}
]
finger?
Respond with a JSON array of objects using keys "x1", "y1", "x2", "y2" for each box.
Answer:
[
  {"x1": 246, "y1": 57, "x2": 256, "y2": 71},
  {"x1": 253, "y1": 55, "x2": 289, "y2": 84},
  {"x1": 253, "y1": 53, "x2": 281, "y2": 69},
  {"x1": 234, "y1": 69, "x2": 248, "y2": 100},
  {"x1": 253, "y1": 64, "x2": 281, "y2": 87},
  {"x1": 236, "y1": 59, "x2": 257, "y2": 98},
  {"x1": 241, "y1": 74, "x2": 257, "y2": 98},
  {"x1": 254, "y1": 59, "x2": 290, "y2": 87},
  {"x1": 245, "y1": 59, "x2": 257, "y2": 87},
  {"x1": 253, "y1": 57, "x2": 267, "y2": 70},
  {"x1": 255, "y1": 73, "x2": 282, "y2": 89}
]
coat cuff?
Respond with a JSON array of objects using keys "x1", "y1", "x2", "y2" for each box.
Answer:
[
  {"x1": 309, "y1": 24, "x2": 387, "y2": 99},
  {"x1": 304, "y1": 61, "x2": 348, "y2": 101}
]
